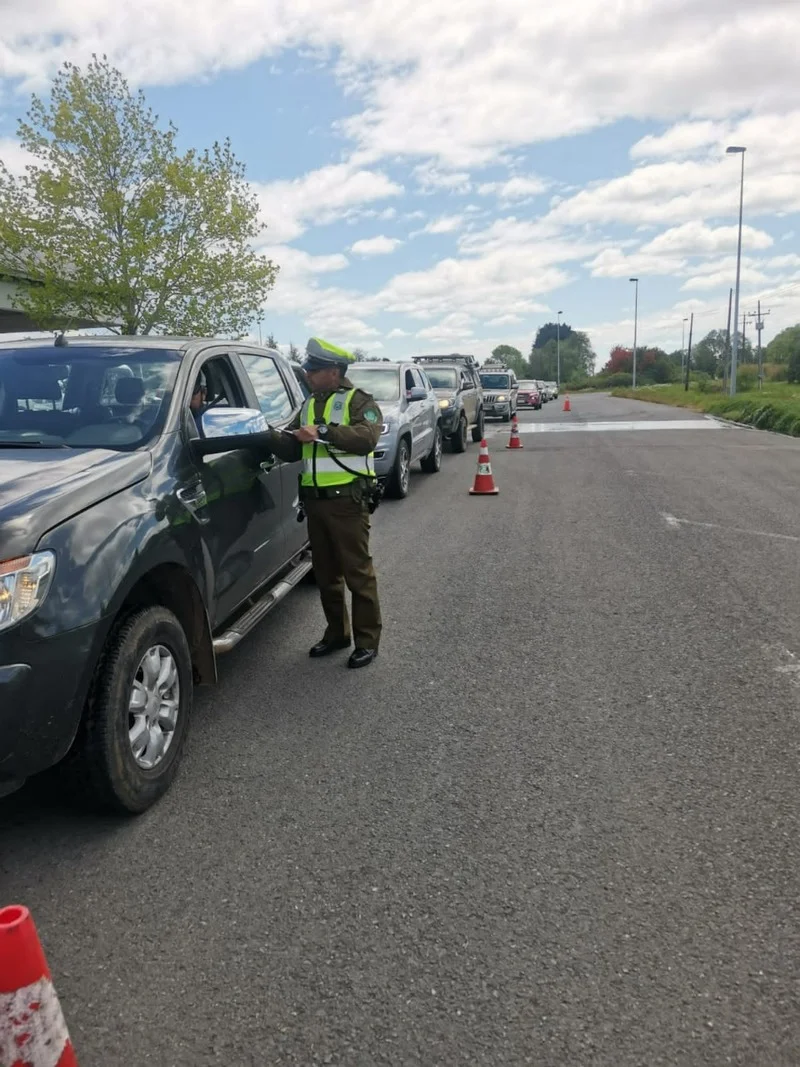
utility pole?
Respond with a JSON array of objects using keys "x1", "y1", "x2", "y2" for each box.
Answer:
[
  {"x1": 754, "y1": 302, "x2": 771, "y2": 389},
  {"x1": 684, "y1": 312, "x2": 694, "y2": 391},
  {"x1": 741, "y1": 312, "x2": 748, "y2": 368}
]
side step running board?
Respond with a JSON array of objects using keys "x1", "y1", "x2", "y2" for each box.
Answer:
[{"x1": 213, "y1": 552, "x2": 313, "y2": 654}]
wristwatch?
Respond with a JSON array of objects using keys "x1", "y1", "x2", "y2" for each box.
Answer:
[{"x1": 317, "y1": 424, "x2": 329, "y2": 438}]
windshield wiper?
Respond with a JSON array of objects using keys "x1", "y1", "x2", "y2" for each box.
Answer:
[{"x1": 0, "y1": 439, "x2": 68, "y2": 448}]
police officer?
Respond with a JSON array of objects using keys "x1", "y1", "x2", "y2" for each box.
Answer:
[{"x1": 265, "y1": 338, "x2": 383, "y2": 669}]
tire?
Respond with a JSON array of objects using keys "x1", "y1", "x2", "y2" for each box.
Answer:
[
  {"x1": 451, "y1": 415, "x2": 468, "y2": 453},
  {"x1": 387, "y1": 438, "x2": 411, "y2": 498},
  {"x1": 421, "y1": 424, "x2": 443, "y2": 473},
  {"x1": 471, "y1": 409, "x2": 485, "y2": 443},
  {"x1": 502, "y1": 410, "x2": 512, "y2": 422},
  {"x1": 72, "y1": 606, "x2": 193, "y2": 814}
]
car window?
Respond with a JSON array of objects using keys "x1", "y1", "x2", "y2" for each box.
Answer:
[
  {"x1": 0, "y1": 346, "x2": 180, "y2": 450},
  {"x1": 238, "y1": 353, "x2": 294, "y2": 424},
  {"x1": 480, "y1": 373, "x2": 511, "y2": 390},
  {"x1": 425, "y1": 368, "x2": 458, "y2": 389},
  {"x1": 347, "y1": 367, "x2": 401, "y2": 401}
]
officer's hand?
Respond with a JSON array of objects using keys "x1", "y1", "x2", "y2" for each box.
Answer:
[{"x1": 294, "y1": 425, "x2": 319, "y2": 442}]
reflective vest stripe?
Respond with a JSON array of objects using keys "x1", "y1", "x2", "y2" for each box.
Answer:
[{"x1": 300, "y1": 389, "x2": 376, "y2": 487}]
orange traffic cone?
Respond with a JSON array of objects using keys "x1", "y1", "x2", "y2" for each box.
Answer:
[
  {"x1": 506, "y1": 414, "x2": 523, "y2": 449},
  {"x1": 563, "y1": 394, "x2": 571, "y2": 412},
  {"x1": 469, "y1": 438, "x2": 499, "y2": 495},
  {"x1": 0, "y1": 905, "x2": 78, "y2": 1066}
]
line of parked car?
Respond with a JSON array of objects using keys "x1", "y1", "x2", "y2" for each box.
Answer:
[{"x1": 0, "y1": 339, "x2": 552, "y2": 814}]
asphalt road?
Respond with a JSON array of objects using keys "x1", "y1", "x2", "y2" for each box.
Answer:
[{"x1": 2, "y1": 393, "x2": 800, "y2": 1066}]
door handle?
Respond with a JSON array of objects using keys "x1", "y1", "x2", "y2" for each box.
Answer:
[{"x1": 177, "y1": 483, "x2": 210, "y2": 524}]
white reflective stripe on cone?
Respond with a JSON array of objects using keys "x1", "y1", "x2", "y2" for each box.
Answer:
[{"x1": 0, "y1": 977, "x2": 71, "y2": 1067}]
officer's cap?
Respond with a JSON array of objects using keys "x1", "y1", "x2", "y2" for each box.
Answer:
[{"x1": 302, "y1": 337, "x2": 355, "y2": 373}]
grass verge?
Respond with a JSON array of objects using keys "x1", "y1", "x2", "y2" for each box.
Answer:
[{"x1": 610, "y1": 383, "x2": 800, "y2": 437}]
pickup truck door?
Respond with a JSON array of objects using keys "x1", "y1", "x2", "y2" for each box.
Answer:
[
  {"x1": 236, "y1": 350, "x2": 307, "y2": 560},
  {"x1": 176, "y1": 353, "x2": 286, "y2": 628}
]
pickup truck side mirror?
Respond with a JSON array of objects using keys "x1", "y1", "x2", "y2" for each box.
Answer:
[
  {"x1": 406, "y1": 387, "x2": 428, "y2": 402},
  {"x1": 190, "y1": 406, "x2": 270, "y2": 456}
]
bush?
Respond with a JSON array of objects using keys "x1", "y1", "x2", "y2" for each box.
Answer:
[
  {"x1": 603, "y1": 372, "x2": 633, "y2": 388},
  {"x1": 736, "y1": 368, "x2": 757, "y2": 391}
]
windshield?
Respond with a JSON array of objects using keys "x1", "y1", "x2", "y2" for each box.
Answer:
[
  {"x1": 480, "y1": 373, "x2": 511, "y2": 390},
  {"x1": 0, "y1": 346, "x2": 181, "y2": 450},
  {"x1": 425, "y1": 368, "x2": 458, "y2": 390},
  {"x1": 347, "y1": 366, "x2": 401, "y2": 402},
  {"x1": 519, "y1": 381, "x2": 537, "y2": 389}
]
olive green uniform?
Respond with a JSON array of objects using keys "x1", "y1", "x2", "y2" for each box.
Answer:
[{"x1": 265, "y1": 379, "x2": 383, "y2": 650}]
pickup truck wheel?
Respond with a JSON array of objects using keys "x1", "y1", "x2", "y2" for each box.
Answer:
[
  {"x1": 451, "y1": 416, "x2": 468, "y2": 453},
  {"x1": 420, "y1": 425, "x2": 443, "y2": 473},
  {"x1": 471, "y1": 410, "x2": 485, "y2": 443},
  {"x1": 75, "y1": 606, "x2": 193, "y2": 814},
  {"x1": 387, "y1": 438, "x2": 411, "y2": 498}
]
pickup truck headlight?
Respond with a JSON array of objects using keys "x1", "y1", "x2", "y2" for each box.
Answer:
[
  {"x1": 0, "y1": 552, "x2": 56, "y2": 632},
  {"x1": 438, "y1": 399, "x2": 454, "y2": 409},
  {"x1": 496, "y1": 394, "x2": 507, "y2": 402},
  {"x1": 380, "y1": 422, "x2": 392, "y2": 436}
]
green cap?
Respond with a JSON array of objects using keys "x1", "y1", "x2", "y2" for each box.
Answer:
[{"x1": 302, "y1": 337, "x2": 354, "y2": 372}]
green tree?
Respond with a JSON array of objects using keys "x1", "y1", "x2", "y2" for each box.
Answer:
[
  {"x1": 287, "y1": 342, "x2": 301, "y2": 362},
  {"x1": 534, "y1": 321, "x2": 573, "y2": 348},
  {"x1": 690, "y1": 330, "x2": 727, "y2": 377},
  {"x1": 766, "y1": 324, "x2": 800, "y2": 365},
  {"x1": 266, "y1": 332, "x2": 277, "y2": 348},
  {"x1": 530, "y1": 330, "x2": 594, "y2": 381},
  {"x1": 491, "y1": 344, "x2": 527, "y2": 378},
  {"x1": 0, "y1": 56, "x2": 278, "y2": 335}
]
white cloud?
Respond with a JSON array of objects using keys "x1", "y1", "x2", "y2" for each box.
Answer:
[
  {"x1": 422, "y1": 215, "x2": 464, "y2": 235},
  {"x1": 0, "y1": 137, "x2": 34, "y2": 176},
  {"x1": 640, "y1": 221, "x2": 773, "y2": 257},
  {"x1": 351, "y1": 234, "x2": 403, "y2": 256},
  {"x1": 0, "y1": 0, "x2": 797, "y2": 173},
  {"x1": 478, "y1": 175, "x2": 548, "y2": 200},
  {"x1": 387, "y1": 328, "x2": 409, "y2": 338},
  {"x1": 630, "y1": 121, "x2": 723, "y2": 161},
  {"x1": 255, "y1": 164, "x2": 403, "y2": 243}
]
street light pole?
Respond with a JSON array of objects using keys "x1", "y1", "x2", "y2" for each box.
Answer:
[
  {"x1": 557, "y1": 309, "x2": 563, "y2": 386},
  {"x1": 727, "y1": 146, "x2": 746, "y2": 395},
  {"x1": 629, "y1": 278, "x2": 639, "y2": 389},
  {"x1": 682, "y1": 317, "x2": 688, "y2": 375}
]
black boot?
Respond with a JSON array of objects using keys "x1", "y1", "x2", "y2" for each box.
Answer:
[
  {"x1": 309, "y1": 637, "x2": 352, "y2": 658},
  {"x1": 348, "y1": 648, "x2": 378, "y2": 669}
]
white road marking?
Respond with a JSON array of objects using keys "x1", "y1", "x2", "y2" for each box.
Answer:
[
  {"x1": 508, "y1": 418, "x2": 720, "y2": 433},
  {"x1": 661, "y1": 512, "x2": 800, "y2": 543}
]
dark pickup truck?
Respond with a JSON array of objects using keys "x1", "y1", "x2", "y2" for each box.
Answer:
[{"x1": 0, "y1": 336, "x2": 312, "y2": 813}]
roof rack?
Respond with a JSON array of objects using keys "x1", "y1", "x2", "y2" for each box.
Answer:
[{"x1": 413, "y1": 353, "x2": 479, "y2": 368}]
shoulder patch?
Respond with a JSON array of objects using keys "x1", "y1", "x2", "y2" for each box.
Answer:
[{"x1": 364, "y1": 409, "x2": 379, "y2": 423}]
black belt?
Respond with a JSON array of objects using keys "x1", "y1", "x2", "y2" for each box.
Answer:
[{"x1": 301, "y1": 484, "x2": 358, "y2": 500}]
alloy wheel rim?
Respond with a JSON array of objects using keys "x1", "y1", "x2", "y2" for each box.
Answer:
[{"x1": 128, "y1": 644, "x2": 180, "y2": 770}]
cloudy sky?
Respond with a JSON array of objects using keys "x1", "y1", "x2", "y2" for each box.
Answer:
[{"x1": 1, "y1": 0, "x2": 799, "y2": 364}]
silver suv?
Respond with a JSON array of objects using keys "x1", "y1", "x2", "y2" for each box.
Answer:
[
  {"x1": 348, "y1": 362, "x2": 443, "y2": 499},
  {"x1": 479, "y1": 368, "x2": 519, "y2": 421}
]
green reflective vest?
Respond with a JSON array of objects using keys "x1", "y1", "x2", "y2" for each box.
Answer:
[{"x1": 301, "y1": 389, "x2": 375, "y2": 487}]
